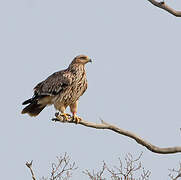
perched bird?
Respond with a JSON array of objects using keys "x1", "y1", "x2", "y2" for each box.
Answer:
[{"x1": 21, "y1": 55, "x2": 92, "y2": 123}]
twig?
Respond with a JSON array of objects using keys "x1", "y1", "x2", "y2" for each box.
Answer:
[
  {"x1": 83, "y1": 162, "x2": 106, "y2": 180},
  {"x1": 106, "y1": 153, "x2": 150, "y2": 180},
  {"x1": 147, "y1": 0, "x2": 181, "y2": 17},
  {"x1": 26, "y1": 154, "x2": 77, "y2": 180},
  {"x1": 50, "y1": 153, "x2": 78, "y2": 180},
  {"x1": 84, "y1": 153, "x2": 150, "y2": 180},
  {"x1": 52, "y1": 113, "x2": 181, "y2": 154},
  {"x1": 169, "y1": 163, "x2": 181, "y2": 180},
  {"x1": 26, "y1": 161, "x2": 36, "y2": 180}
]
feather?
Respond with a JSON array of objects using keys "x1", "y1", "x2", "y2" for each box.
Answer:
[{"x1": 21, "y1": 101, "x2": 46, "y2": 116}]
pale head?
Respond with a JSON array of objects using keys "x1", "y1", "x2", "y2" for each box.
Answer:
[{"x1": 71, "y1": 55, "x2": 92, "y2": 65}]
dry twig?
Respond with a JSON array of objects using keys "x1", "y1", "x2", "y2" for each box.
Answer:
[
  {"x1": 169, "y1": 163, "x2": 181, "y2": 180},
  {"x1": 83, "y1": 162, "x2": 106, "y2": 180},
  {"x1": 49, "y1": 153, "x2": 78, "y2": 180},
  {"x1": 26, "y1": 153, "x2": 77, "y2": 180},
  {"x1": 83, "y1": 153, "x2": 150, "y2": 180},
  {"x1": 26, "y1": 161, "x2": 37, "y2": 180},
  {"x1": 147, "y1": 0, "x2": 181, "y2": 17},
  {"x1": 106, "y1": 153, "x2": 151, "y2": 180},
  {"x1": 52, "y1": 113, "x2": 181, "y2": 154}
]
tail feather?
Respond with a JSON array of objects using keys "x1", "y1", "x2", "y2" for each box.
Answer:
[
  {"x1": 21, "y1": 101, "x2": 46, "y2": 117},
  {"x1": 22, "y1": 98, "x2": 33, "y2": 105},
  {"x1": 22, "y1": 95, "x2": 47, "y2": 105}
]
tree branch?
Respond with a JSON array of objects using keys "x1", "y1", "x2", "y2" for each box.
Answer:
[
  {"x1": 26, "y1": 154, "x2": 77, "y2": 180},
  {"x1": 147, "y1": 0, "x2": 181, "y2": 17},
  {"x1": 169, "y1": 162, "x2": 181, "y2": 180},
  {"x1": 50, "y1": 153, "x2": 78, "y2": 180},
  {"x1": 52, "y1": 113, "x2": 181, "y2": 154},
  {"x1": 26, "y1": 161, "x2": 37, "y2": 180}
]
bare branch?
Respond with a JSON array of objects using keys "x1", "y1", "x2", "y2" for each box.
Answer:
[
  {"x1": 26, "y1": 161, "x2": 37, "y2": 180},
  {"x1": 169, "y1": 163, "x2": 181, "y2": 180},
  {"x1": 106, "y1": 153, "x2": 148, "y2": 180},
  {"x1": 26, "y1": 154, "x2": 77, "y2": 180},
  {"x1": 83, "y1": 162, "x2": 106, "y2": 180},
  {"x1": 49, "y1": 153, "x2": 78, "y2": 180},
  {"x1": 147, "y1": 0, "x2": 181, "y2": 17},
  {"x1": 84, "y1": 153, "x2": 150, "y2": 180},
  {"x1": 141, "y1": 167, "x2": 151, "y2": 180},
  {"x1": 53, "y1": 113, "x2": 181, "y2": 154}
]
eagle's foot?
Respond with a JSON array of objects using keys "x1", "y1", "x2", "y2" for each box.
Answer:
[
  {"x1": 55, "y1": 112, "x2": 71, "y2": 122},
  {"x1": 61, "y1": 113, "x2": 71, "y2": 121},
  {"x1": 73, "y1": 114, "x2": 81, "y2": 124}
]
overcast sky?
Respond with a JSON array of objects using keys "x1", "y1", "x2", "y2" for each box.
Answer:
[{"x1": 1, "y1": 0, "x2": 181, "y2": 179}]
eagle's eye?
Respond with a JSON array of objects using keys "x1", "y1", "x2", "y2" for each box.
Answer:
[{"x1": 79, "y1": 56, "x2": 87, "y2": 60}]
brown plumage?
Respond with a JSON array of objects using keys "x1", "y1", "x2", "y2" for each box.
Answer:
[{"x1": 21, "y1": 55, "x2": 92, "y2": 123}]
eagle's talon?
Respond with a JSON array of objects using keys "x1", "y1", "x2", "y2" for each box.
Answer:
[
  {"x1": 52, "y1": 118, "x2": 60, "y2": 122},
  {"x1": 55, "y1": 112, "x2": 59, "y2": 117},
  {"x1": 55, "y1": 112, "x2": 70, "y2": 122},
  {"x1": 73, "y1": 114, "x2": 81, "y2": 124},
  {"x1": 60, "y1": 113, "x2": 70, "y2": 121}
]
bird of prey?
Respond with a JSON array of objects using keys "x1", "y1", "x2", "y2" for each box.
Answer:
[{"x1": 21, "y1": 55, "x2": 92, "y2": 123}]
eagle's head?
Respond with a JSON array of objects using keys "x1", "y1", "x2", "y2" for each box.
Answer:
[{"x1": 71, "y1": 55, "x2": 92, "y2": 65}]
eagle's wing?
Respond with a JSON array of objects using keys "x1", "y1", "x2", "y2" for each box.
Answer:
[
  {"x1": 21, "y1": 70, "x2": 73, "y2": 116},
  {"x1": 22, "y1": 69, "x2": 72, "y2": 104},
  {"x1": 34, "y1": 70, "x2": 72, "y2": 96}
]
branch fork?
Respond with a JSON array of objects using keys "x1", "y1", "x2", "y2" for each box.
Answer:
[{"x1": 26, "y1": 161, "x2": 36, "y2": 180}]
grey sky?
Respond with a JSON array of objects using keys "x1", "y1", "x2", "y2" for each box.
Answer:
[{"x1": 1, "y1": 0, "x2": 181, "y2": 179}]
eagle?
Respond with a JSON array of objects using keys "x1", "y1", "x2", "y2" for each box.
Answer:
[{"x1": 21, "y1": 55, "x2": 92, "y2": 123}]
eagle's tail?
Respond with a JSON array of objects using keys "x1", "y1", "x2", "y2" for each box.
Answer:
[
  {"x1": 21, "y1": 101, "x2": 46, "y2": 117},
  {"x1": 22, "y1": 98, "x2": 34, "y2": 105}
]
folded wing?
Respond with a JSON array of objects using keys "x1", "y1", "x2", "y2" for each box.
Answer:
[{"x1": 21, "y1": 70, "x2": 72, "y2": 116}]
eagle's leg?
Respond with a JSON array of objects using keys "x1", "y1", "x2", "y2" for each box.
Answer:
[{"x1": 70, "y1": 101, "x2": 81, "y2": 124}]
